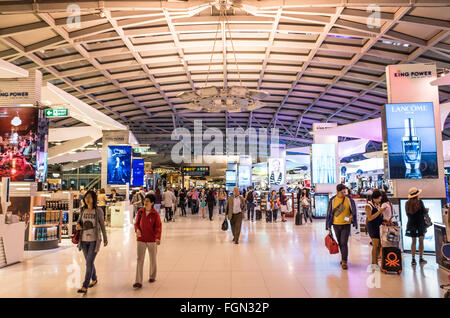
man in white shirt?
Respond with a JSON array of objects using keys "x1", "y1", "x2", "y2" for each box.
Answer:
[
  {"x1": 162, "y1": 188, "x2": 176, "y2": 222},
  {"x1": 226, "y1": 187, "x2": 245, "y2": 244}
]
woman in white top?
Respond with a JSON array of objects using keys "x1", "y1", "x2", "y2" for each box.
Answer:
[{"x1": 380, "y1": 191, "x2": 393, "y2": 223}]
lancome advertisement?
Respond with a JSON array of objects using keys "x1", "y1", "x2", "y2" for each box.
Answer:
[
  {"x1": 384, "y1": 102, "x2": 438, "y2": 179},
  {"x1": 107, "y1": 145, "x2": 132, "y2": 185},
  {"x1": 311, "y1": 144, "x2": 336, "y2": 184},
  {"x1": 0, "y1": 106, "x2": 38, "y2": 181}
]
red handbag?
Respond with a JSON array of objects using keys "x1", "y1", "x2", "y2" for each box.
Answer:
[
  {"x1": 72, "y1": 230, "x2": 80, "y2": 244},
  {"x1": 325, "y1": 233, "x2": 339, "y2": 254}
]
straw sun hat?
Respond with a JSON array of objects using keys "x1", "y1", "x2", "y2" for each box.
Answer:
[{"x1": 408, "y1": 187, "x2": 422, "y2": 199}]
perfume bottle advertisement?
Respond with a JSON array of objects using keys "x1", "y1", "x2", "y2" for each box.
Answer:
[
  {"x1": 311, "y1": 144, "x2": 336, "y2": 184},
  {"x1": 238, "y1": 165, "x2": 251, "y2": 188},
  {"x1": 385, "y1": 102, "x2": 438, "y2": 179},
  {"x1": 107, "y1": 145, "x2": 132, "y2": 185},
  {"x1": 0, "y1": 106, "x2": 38, "y2": 181}
]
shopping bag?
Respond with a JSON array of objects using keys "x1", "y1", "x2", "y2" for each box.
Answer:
[
  {"x1": 325, "y1": 233, "x2": 339, "y2": 254},
  {"x1": 72, "y1": 230, "x2": 80, "y2": 244},
  {"x1": 221, "y1": 218, "x2": 228, "y2": 231}
]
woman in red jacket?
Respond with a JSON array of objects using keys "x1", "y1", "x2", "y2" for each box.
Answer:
[{"x1": 133, "y1": 194, "x2": 162, "y2": 289}]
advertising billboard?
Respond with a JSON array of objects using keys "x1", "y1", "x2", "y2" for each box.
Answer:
[
  {"x1": 107, "y1": 145, "x2": 132, "y2": 185},
  {"x1": 131, "y1": 158, "x2": 144, "y2": 187},
  {"x1": 313, "y1": 194, "x2": 329, "y2": 218},
  {"x1": 0, "y1": 106, "x2": 38, "y2": 181},
  {"x1": 399, "y1": 199, "x2": 443, "y2": 253},
  {"x1": 268, "y1": 157, "x2": 285, "y2": 186},
  {"x1": 384, "y1": 102, "x2": 438, "y2": 179},
  {"x1": 35, "y1": 111, "x2": 49, "y2": 182},
  {"x1": 182, "y1": 166, "x2": 210, "y2": 177},
  {"x1": 238, "y1": 165, "x2": 251, "y2": 188},
  {"x1": 311, "y1": 144, "x2": 336, "y2": 184},
  {"x1": 226, "y1": 170, "x2": 236, "y2": 187}
]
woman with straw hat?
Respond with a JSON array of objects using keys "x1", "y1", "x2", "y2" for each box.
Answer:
[{"x1": 405, "y1": 187, "x2": 427, "y2": 266}]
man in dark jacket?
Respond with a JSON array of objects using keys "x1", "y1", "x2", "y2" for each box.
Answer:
[{"x1": 326, "y1": 184, "x2": 357, "y2": 270}]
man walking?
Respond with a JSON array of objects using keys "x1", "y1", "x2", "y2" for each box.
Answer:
[
  {"x1": 162, "y1": 188, "x2": 176, "y2": 222},
  {"x1": 226, "y1": 187, "x2": 246, "y2": 244},
  {"x1": 326, "y1": 184, "x2": 357, "y2": 270},
  {"x1": 245, "y1": 186, "x2": 256, "y2": 222}
]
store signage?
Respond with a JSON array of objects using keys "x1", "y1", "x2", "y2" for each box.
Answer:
[
  {"x1": 0, "y1": 70, "x2": 42, "y2": 106},
  {"x1": 182, "y1": 166, "x2": 210, "y2": 176},
  {"x1": 45, "y1": 108, "x2": 69, "y2": 118},
  {"x1": 393, "y1": 70, "x2": 433, "y2": 79},
  {"x1": 383, "y1": 102, "x2": 438, "y2": 179}
]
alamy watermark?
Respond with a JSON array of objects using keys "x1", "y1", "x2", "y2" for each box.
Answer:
[{"x1": 171, "y1": 120, "x2": 281, "y2": 164}]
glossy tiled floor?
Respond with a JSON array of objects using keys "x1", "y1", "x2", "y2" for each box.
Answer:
[{"x1": 0, "y1": 209, "x2": 448, "y2": 298}]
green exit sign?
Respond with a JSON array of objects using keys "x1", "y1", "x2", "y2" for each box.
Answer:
[
  {"x1": 134, "y1": 147, "x2": 151, "y2": 153},
  {"x1": 45, "y1": 108, "x2": 69, "y2": 118}
]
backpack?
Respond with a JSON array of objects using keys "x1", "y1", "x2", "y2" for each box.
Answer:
[{"x1": 246, "y1": 191, "x2": 254, "y2": 203}]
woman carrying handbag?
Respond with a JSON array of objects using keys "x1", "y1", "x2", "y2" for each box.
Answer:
[{"x1": 74, "y1": 190, "x2": 108, "y2": 295}]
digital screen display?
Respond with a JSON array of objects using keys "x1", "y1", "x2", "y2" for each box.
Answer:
[
  {"x1": 131, "y1": 158, "x2": 144, "y2": 187},
  {"x1": 268, "y1": 158, "x2": 285, "y2": 186},
  {"x1": 182, "y1": 166, "x2": 210, "y2": 176},
  {"x1": 399, "y1": 199, "x2": 443, "y2": 252},
  {"x1": 0, "y1": 106, "x2": 38, "y2": 181},
  {"x1": 107, "y1": 145, "x2": 132, "y2": 185},
  {"x1": 313, "y1": 194, "x2": 329, "y2": 218},
  {"x1": 311, "y1": 144, "x2": 336, "y2": 184},
  {"x1": 35, "y1": 111, "x2": 49, "y2": 182},
  {"x1": 226, "y1": 170, "x2": 236, "y2": 187},
  {"x1": 238, "y1": 165, "x2": 251, "y2": 188},
  {"x1": 384, "y1": 102, "x2": 438, "y2": 179}
]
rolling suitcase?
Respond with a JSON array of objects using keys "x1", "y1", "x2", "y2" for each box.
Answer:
[
  {"x1": 266, "y1": 210, "x2": 272, "y2": 223},
  {"x1": 381, "y1": 246, "x2": 402, "y2": 274},
  {"x1": 295, "y1": 210, "x2": 302, "y2": 225},
  {"x1": 256, "y1": 209, "x2": 262, "y2": 221}
]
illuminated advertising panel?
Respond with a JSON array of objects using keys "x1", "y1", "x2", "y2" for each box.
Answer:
[
  {"x1": 131, "y1": 158, "x2": 144, "y2": 187},
  {"x1": 107, "y1": 145, "x2": 132, "y2": 185},
  {"x1": 311, "y1": 144, "x2": 336, "y2": 184},
  {"x1": 383, "y1": 102, "x2": 438, "y2": 179}
]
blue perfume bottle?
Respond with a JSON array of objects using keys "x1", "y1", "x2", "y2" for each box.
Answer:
[{"x1": 402, "y1": 118, "x2": 421, "y2": 179}]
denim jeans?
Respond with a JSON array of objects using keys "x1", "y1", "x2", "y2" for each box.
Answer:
[
  {"x1": 81, "y1": 241, "x2": 98, "y2": 288},
  {"x1": 191, "y1": 200, "x2": 199, "y2": 214},
  {"x1": 272, "y1": 209, "x2": 278, "y2": 221},
  {"x1": 218, "y1": 200, "x2": 226, "y2": 214},
  {"x1": 180, "y1": 201, "x2": 186, "y2": 216},
  {"x1": 247, "y1": 202, "x2": 255, "y2": 220}
]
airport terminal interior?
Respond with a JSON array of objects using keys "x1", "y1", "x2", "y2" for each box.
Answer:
[{"x1": 0, "y1": 0, "x2": 449, "y2": 299}]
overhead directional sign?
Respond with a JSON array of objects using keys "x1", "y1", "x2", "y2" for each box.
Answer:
[{"x1": 45, "y1": 108, "x2": 69, "y2": 118}]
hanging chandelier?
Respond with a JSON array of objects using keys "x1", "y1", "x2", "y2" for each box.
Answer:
[{"x1": 177, "y1": 0, "x2": 269, "y2": 113}]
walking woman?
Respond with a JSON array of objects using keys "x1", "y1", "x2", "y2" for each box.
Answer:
[
  {"x1": 279, "y1": 188, "x2": 288, "y2": 222},
  {"x1": 217, "y1": 188, "x2": 227, "y2": 215},
  {"x1": 199, "y1": 188, "x2": 207, "y2": 218},
  {"x1": 133, "y1": 194, "x2": 162, "y2": 289},
  {"x1": 97, "y1": 188, "x2": 107, "y2": 219},
  {"x1": 365, "y1": 189, "x2": 386, "y2": 266},
  {"x1": 75, "y1": 190, "x2": 108, "y2": 295},
  {"x1": 154, "y1": 188, "x2": 162, "y2": 215},
  {"x1": 301, "y1": 188, "x2": 312, "y2": 223},
  {"x1": 267, "y1": 190, "x2": 280, "y2": 223},
  {"x1": 206, "y1": 189, "x2": 216, "y2": 221},
  {"x1": 179, "y1": 188, "x2": 187, "y2": 217},
  {"x1": 405, "y1": 187, "x2": 428, "y2": 266}
]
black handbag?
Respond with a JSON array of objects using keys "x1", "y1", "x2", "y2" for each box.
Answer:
[
  {"x1": 424, "y1": 212, "x2": 433, "y2": 228},
  {"x1": 221, "y1": 218, "x2": 228, "y2": 231}
]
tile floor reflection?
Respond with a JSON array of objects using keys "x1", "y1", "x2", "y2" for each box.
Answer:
[{"x1": 0, "y1": 211, "x2": 446, "y2": 298}]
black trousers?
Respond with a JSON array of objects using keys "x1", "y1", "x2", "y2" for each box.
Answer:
[
  {"x1": 165, "y1": 207, "x2": 173, "y2": 221},
  {"x1": 180, "y1": 201, "x2": 186, "y2": 216},
  {"x1": 333, "y1": 224, "x2": 351, "y2": 262},
  {"x1": 208, "y1": 203, "x2": 214, "y2": 220}
]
